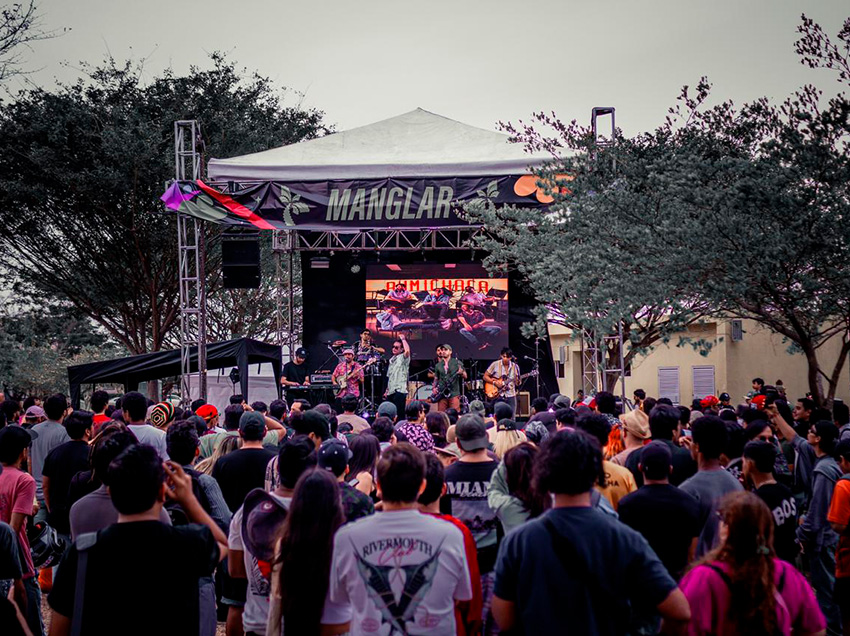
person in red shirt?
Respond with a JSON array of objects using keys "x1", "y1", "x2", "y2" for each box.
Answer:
[
  {"x1": 418, "y1": 452, "x2": 483, "y2": 636},
  {"x1": 90, "y1": 390, "x2": 112, "y2": 435},
  {"x1": 828, "y1": 438, "x2": 850, "y2": 636}
]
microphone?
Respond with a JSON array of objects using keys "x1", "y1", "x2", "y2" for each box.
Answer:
[{"x1": 522, "y1": 355, "x2": 537, "y2": 362}]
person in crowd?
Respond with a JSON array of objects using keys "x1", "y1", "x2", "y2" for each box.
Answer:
[
  {"x1": 395, "y1": 400, "x2": 434, "y2": 453},
  {"x1": 492, "y1": 419, "x2": 527, "y2": 460},
  {"x1": 329, "y1": 443, "x2": 472, "y2": 634},
  {"x1": 149, "y1": 401, "x2": 176, "y2": 431},
  {"x1": 369, "y1": 416, "x2": 396, "y2": 452},
  {"x1": 49, "y1": 445, "x2": 228, "y2": 635},
  {"x1": 346, "y1": 434, "x2": 380, "y2": 497},
  {"x1": 22, "y1": 405, "x2": 45, "y2": 428},
  {"x1": 317, "y1": 438, "x2": 375, "y2": 523},
  {"x1": 384, "y1": 334, "x2": 411, "y2": 418},
  {"x1": 197, "y1": 434, "x2": 242, "y2": 477},
  {"x1": 336, "y1": 395, "x2": 369, "y2": 434},
  {"x1": 526, "y1": 397, "x2": 556, "y2": 433},
  {"x1": 522, "y1": 419, "x2": 549, "y2": 446},
  {"x1": 741, "y1": 440, "x2": 799, "y2": 563},
  {"x1": 679, "y1": 491, "x2": 826, "y2": 636},
  {"x1": 618, "y1": 441, "x2": 701, "y2": 580},
  {"x1": 679, "y1": 415, "x2": 744, "y2": 557},
  {"x1": 593, "y1": 391, "x2": 622, "y2": 459},
  {"x1": 267, "y1": 399, "x2": 288, "y2": 428},
  {"x1": 444, "y1": 414, "x2": 500, "y2": 632},
  {"x1": 376, "y1": 401, "x2": 397, "y2": 423},
  {"x1": 769, "y1": 402, "x2": 825, "y2": 505},
  {"x1": 31, "y1": 395, "x2": 71, "y2": 524},
  {"x1": 231, "y1": 437, "x2": 316, "y2": 636},
  {"x1": 418, "y1": 452, "x2": 483, "y2": 636},
  {"x1": 793, "y1": 397, "x2": 816, "y2": 437},
  {"x1": 121, "y1": 391, "x2": 168, "y2": 460},
  {"x1": 267, "y1": 468, "x2": 348, "y2": 636},
  {"x1": 491, "y1": 429, "x2": 691, "y2": 634},
  {"x1": 426, "y1": 411, "x2": 450, "y2": 448},
  {"x1": 575, "y1": 412, "x2": 636, "y2": 510},
  {"x1": 554, "y1": 407, "x2": 576, "y2": 433},
  {"x1": 611, "y1": 407, "x2": 651, "y2": 467},
  {"x1": 41, "y1": 410, "x2": 92, "y2": 547},
  {"x1": 214, "y1": 411, "x2": 276, "y2": 514},
  {"x1": 828, "y1": 439, "x2": 850, "y2": 636},
  {"x1": 89, "y1": 390, "x2": 111, "y2": 435},
  {"x1": 200, "y1": 404, "x2": 243, "y2": 459},
  {"x1": 835, "y1": 400, "x2": 850, "y2": 442},
  {"x1": 626, "y1": 404, "x2": 697, "y2": 487},
  {"x1": 633, "y1": 389, "x2": 646, "y2": 410},
  {"x1": 487, "y1": 442, "x2": 547, "y2": 534},
  {"x1": 0, "y1": 513, "x2": 30, "y2": 636},
  {"x1": 0, "y1": 425, "x2": 41, "y2": 635}
]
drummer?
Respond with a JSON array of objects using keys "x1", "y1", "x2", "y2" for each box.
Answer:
[{"x1": 354, "y1": 329, "x2": 385, "y2": 360}]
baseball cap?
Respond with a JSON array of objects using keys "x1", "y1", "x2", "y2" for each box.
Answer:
[
  {"x1": 468, "y1": 400, "x2": 485, "y2": 417},
  {"x1": 239, "y1": 410, "x2": 266, "y2": 436},
  {"x1": 0, "y1": 425, "x2": 38, "y2": 458},
  {"x1": 241, "y1": 489, "x2": 289, "y2": 564},
  {"x1": 639, "y1": 440, "x2": 672, "y2": 475},
  {"x1": 619, "y1": 408, "x2": 650, "y2": 440},
  {"x1": 496, "y1": 418, "x2": 517, "y2": 432},
  {"x1": 318, "y1": 439, "x2": 352, "y2": 477},
  {"x1": 377, "y1": 401, "x2": 397, "y2": 419},
  {"x1": 553, "y1": 395, "x2": 571, "y2": 408},
  {"x1": 751, "y1": 395, "x2": 767, "y2": 410},
  {"x1": 295, "y1": 347, "x2": 307, "y2": 358},
  {"x1": 719, "y1": 392, "x2": 731, "y2": 402},
  {"x1": 25, "y1": 405, "x2": 46, "y2": 419},
  {"x1": 455, "y1": 414, "x2": 488, "y2": 451},
  {"x1": 195, "y1": 404, "x2": 218, "y2": 420},
  {"x1": 442, "y1": 343, "x2": 453, "y2": 352}
]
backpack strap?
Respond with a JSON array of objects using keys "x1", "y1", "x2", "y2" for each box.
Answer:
[
  {"x1": 70, "y1": 532, "x2": 98, "y2": 636},
  {"x1": 705, "y1": 563, "x2": 733, "y2": 589}
]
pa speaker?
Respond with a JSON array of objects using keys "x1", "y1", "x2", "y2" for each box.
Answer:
[{"x1": 222, "y1": 238, "x2": 261, "y2": 289}]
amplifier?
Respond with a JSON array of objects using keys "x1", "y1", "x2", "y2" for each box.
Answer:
[
  {"x1": 517, "y1": 392, "x2": 531, "y2": 417},
  {"x1": 311, "y1": 373, "x2": 333, "y2": 384}
]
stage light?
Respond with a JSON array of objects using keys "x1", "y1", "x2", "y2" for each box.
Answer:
[
  {"x1": 386, "y1": 264, "x2": 401, "y2": 272},
  {"x1": 310, "y1": 257, "x2": 330, "y2": 269},
  {"x1": 349, "y1": 254, "x2": 363, "y2": 274}
]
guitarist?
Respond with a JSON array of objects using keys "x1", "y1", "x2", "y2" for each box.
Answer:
[
  {"x1": 432, "y1": 344, "x2": 467, "y2": 412},
  {"x1": 483, "y1": 348, "x2": 520, "y2": 414},
  {"x1": 332, "y1": 348, "x2": 364, "y2": 408}
]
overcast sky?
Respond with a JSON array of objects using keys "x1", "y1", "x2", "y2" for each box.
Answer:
[{"x1": 14, "y1": 0, "x2": 850, "y2": 144}]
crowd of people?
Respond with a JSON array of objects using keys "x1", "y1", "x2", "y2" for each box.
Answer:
[{"x1": 0, "y1": 375, "x2": 847, "y2": 635}]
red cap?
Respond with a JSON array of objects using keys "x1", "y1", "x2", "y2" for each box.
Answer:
[
  {"x1": 196, "y1": 404, "x2": 218, "y2": 419},
  {"x1": 751, "y1": 395, "x2": 767, "y2": 410}
]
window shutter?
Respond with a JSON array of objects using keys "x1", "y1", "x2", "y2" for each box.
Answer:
[
  {"x1": 658, "y1": 367, "x2": 680, "y2": 404},
  {"x1": 692, "y1": 365, "x2": 716, "y2": 400}
]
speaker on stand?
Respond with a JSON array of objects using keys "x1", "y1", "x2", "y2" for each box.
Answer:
[{"x1": 222, "y1": 234, "x2": 261, "y2": 289}]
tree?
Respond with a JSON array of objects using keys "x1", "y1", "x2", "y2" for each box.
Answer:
[
  {"x1": 0, "y1": 1, "x2": 56, "y2": 84},
  {"x1": 0, "y1": 54, "x2": 329, "y2": 355},
  {"x1": 467, "y1": 14, "x2": 850, "y2": 404}
]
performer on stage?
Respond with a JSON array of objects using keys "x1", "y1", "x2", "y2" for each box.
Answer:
[
  {"x1": 457, "y1": 301, "x2": 502, "y2": 350},
  {"x1": 332, "y1": 348, "x2": 364, "y2": 399},
  {"x1": 483, "y1": 347, "x2": 520, "y2": 414},
  {"x1": 281, "y1": 347, "x2": 310, "y2": 387},
  {"x1": 420, "y1": 286, "x2": 451, "y2": 320},
  {"x1": 384, "y1": 333, "x2": 410, "y2": 417},
  {"x1": 432, "y1": 344, "x2": 466, "y2": 412},
  {"x1": 460, "y1": 285, "x2": 486, "y2": 306},
  {"x1": 354, "y1": 330, "x2": 385, "y2": 359}
]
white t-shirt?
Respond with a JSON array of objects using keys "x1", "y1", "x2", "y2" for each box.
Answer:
[
  {"x1": 127, "y1": 424, "x2": 168, "y2": 460},
  {"x1": 486, "y1": 360, "x2": 519, "y2": 398},
  {"x1": 230, "y1": 493, "x2": 292, "y2": 635},
  {"x1": 329, "y1": 509, "x2": 472, "y2": 635}
]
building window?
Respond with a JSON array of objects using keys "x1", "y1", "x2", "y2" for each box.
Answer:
[
  {"x1": 692, "y1": 365, "x2": 716, "y2": 400},
  {"x1": 658, "y1": 367, "x2": 680, "y2": 404}
]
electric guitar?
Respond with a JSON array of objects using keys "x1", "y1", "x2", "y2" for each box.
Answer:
[
  {"x1": 335, "y1": 358, "x2": 376, "y2": 397},
  {"x1": 484, "y1": 369, "x2": 539, "y2": 399}
]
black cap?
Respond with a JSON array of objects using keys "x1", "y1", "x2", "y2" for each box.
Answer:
[
  {"x1": 0, "y1": 425, "x2": 38, "y2": 459},
  {"x1": 639, "y1": 440, "x2": 672, "y2": 477},
  {"x1": 456, "y1": 414, "x2": 488, "y2": 451},
  {"x1": 295, "y1": 347, "x2": 307, "y2": 358},
  {"x1": 318, "y1": 439, "x2": 352, "y2": 477},
  {"x1": 239, "y1": 411, "x2": 266, "y2": 437},
  {"x1": 719, "y1": 392, "x2": 731, "y2": 401}
]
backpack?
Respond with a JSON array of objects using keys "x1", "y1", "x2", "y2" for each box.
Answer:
[
  {"x1": 164, "y1": 467, "x2": 211, "y2": 526},
  {"x1": 704, "y1": 563, "x2": 789, "y2": 636}
]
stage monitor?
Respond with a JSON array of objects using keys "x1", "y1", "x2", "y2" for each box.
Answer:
[{"x1": 365, "y1": 263, "x2": 509, "y2": 360}]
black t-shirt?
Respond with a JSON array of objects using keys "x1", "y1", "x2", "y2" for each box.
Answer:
[
  {"x1": 48, "y1": 520, "x2": 219, "y2": 635},
  {"x1": 444, "y1": 459, "x2": 500, "y2": 572},
  {"x1": 213, "y1": 448, "x2": 276, "y2": 512},
  {"x1": 42, "y1": 440, "x2": 91, "y2": 535},
  {"x1": 617, "y1": 483, "x2": 701, "y2": 580},
  {"x1": 755, "y1": 482, "x2": 799, "y2": 563},
  {"x1": 282, "y1": 361, "x2": 308, "y2": 385},
  {"x1": 626, "y1": 439, "x2": 697, "y2": 487}
]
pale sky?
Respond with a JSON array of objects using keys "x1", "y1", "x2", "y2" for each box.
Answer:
[{"x1": 13, "y1": 0, "x2": 850, "y2": 144}]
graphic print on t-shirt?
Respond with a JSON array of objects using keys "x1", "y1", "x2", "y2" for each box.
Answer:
[{"x1": 353, "y1": 537, "x2": 444, "y2": 634}]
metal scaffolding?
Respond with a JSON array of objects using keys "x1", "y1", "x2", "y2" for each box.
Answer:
[
  {"x1": 285, "y1": 227, "x2": 485, "y2": 252},
  {"x1": 174, "y1": 120, "x2": 207, "y2": 404}
]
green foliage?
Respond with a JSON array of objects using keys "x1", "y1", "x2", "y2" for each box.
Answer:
[{"x1": 0, "y1": 53, "x2": 329, "y2": 354}]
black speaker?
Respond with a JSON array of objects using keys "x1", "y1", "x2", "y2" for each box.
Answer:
[{"x1": 222, "y1": 237, "x2": 261, "y2": 289}]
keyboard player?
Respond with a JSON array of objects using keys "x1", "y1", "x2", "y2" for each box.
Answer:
[{"x1": 281, "y1": 347, "x2": 310, "y2": 389}]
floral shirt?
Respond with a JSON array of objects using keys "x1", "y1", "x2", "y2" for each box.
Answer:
[{"x1": 333, "y1": 361, "x2": 363, "y2": 397}]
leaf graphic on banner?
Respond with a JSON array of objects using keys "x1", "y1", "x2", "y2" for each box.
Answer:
[
  {"x1": 486, "y1": 179, "x2": 499, "y2": 198},
  {"x1": 468, "y1": 179, "x2": 501, "y2": 210},
  {"x1": 279, "y1": 186, "x2": 308, "y2": 226}
]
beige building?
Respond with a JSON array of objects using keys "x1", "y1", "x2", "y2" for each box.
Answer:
[{"x1": 548, "y1": 318, "x2": 850, "y2": 406}]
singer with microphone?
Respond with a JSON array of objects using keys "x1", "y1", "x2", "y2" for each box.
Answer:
[{"x1": 483, "y1": 347, "x2": 520, "y2": 413}]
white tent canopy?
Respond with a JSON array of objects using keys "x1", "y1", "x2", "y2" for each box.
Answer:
[{"x1": 207, "y1": 108, "x2": 554, "y2": 182}]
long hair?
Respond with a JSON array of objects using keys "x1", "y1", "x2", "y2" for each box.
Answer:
[
  {"x1": 697, "y1": 491, "x2": 777, "y2": 636},
  {"x1": 348, "y1": 434, "x2": 380, "y2": 479},
  {"x1": 504, "y1": 443, "x2": 548, "y2": 518},
  {"x1": 277, "y1": 469, "x2": 344, "y2": 635},
  {"x1": 493, "y1": 428, "x2": 526, "y2": 460},
  {"x1": 196, "y1": 435, "x2": 242, "y2": 475}
]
